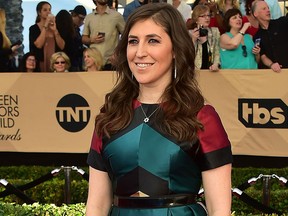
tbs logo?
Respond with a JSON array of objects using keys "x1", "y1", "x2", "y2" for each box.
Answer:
[
  {"x1": 238, "y1": 99, "x2": 288, "y2": 128},
  {"x1": 56, "y1": 94, "x2": 91, "y2": 132}
]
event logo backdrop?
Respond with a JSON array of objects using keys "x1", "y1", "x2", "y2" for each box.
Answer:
[
  {"x1": 238, "y1": 98, "x2": 288, "y2": 128},
  {"x1": 56, "y1": 94, "x2": 91, "y2": 132},
  {"x1": 0, "y1": 71, "x2": 288, "y2": 157}
]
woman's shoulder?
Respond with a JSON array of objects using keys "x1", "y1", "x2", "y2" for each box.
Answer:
[{"x1": 29, "y1": 23, "x2": 40, "y2": 31}]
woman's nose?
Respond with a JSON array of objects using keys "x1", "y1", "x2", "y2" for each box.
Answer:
[{"x1": 135, "y1": 43, "x2": 148, "y2": 57}]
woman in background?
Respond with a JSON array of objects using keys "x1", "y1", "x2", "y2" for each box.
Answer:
[
  {"x1": 0, "y1": 8, "x2": 21, "y2": 72},
  {"x1": 220, "y1": 8, "x2": 260, "y2": 69},
  {"x1": 50, "y1": 51, "x2": 70, "y2": 72},
  {"x1": 189, "y1": 5, "x2": 221, "y2": 71},
  {"x1": 29, "y1": 1, "x2": 65, "y2": 72},
  {"x1": 18, "y1": 52, "x2": 40, "y2": 72},
  {"x1": 83, "y1": 47, "x2": 103, "y2": 72},
  {"x1": 217, "y1": 0, "x2": 239, "y2": 16},
  {"x1": 56, "y1": 10, "x2": 77, "y2": 71}
]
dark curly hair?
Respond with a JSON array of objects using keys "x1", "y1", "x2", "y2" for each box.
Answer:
[{"x1": 223, "y1": 8, "x2": 242, "y2": 32}]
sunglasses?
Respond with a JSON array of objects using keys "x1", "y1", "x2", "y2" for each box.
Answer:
[
  {"x1": 242, "y1": 45, "x2": 247, "y2": 57},
  {"x1": 54, "y1": 61, "x2": 66, "y2": 64}
]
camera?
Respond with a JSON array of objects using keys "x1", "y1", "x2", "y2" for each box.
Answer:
[{"x1": 199, "y1": 26, "x2": 208, "y2": 37}]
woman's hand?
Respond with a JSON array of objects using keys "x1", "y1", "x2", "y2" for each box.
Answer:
[
  {"x1": 209, "y1": 63, "x2": 219, "y2": 72},
  {"x1": 190, "y1": 27, "x2": 199, "y2": 43},
  {"x1": 240, "y1": 22, "x2": 251, "y2": 33},
  {"x1": 252, "y1": 45, "x2": 260, "y2": 55}
]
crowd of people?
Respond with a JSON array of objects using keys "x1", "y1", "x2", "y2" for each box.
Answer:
[{"x1": 0, "y1": 0, "x2": 287, "y2": 73}]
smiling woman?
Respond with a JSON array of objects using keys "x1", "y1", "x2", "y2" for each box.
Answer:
[{"x1": 86, "y1": 3, "x2": 232, "y2": 216}]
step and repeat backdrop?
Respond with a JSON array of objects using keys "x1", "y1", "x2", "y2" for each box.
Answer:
[{"x1": 0, "y1": 70, "x2": 287, "y2": 157}]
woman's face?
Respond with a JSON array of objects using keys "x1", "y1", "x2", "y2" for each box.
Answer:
[
  {"x1": 26, "y1": 56, "x2": 36, "y2": 72},
  {"x1": 84, "y1": 51, "x2": 96, "y2": 69},
  {"x1": 39, "y1": 3, "x2": 51, "y2": 20},
  {"x1": 53, "y1": 56, "x2": 66, "y2": 72},
  {"x1": 197, "y1": 10, "x2": 211, "y2": 28},
  {"x1": 229, "y1": 13, "x2": 242, "y2": 30},
  {"x1": 127, "y1": 19, "x2": 174, "y2": 89}
]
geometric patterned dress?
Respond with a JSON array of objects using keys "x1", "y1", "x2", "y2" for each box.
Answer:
[{"x1": 87, "y1": 100, "x2": 232, "y2": 216}]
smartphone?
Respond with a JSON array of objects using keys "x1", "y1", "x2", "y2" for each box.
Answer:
[
  {"x1": 11, "y1": 40, "x2": 22, "y2": 47},
  {"x1": 255, "y1": 38, "x2": 261, "y2": 46},
  {"x1": 98, "y1": 32, "x2": 105, "y2": 37}
]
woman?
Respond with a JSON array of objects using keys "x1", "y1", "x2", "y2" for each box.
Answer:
[
  {"x1": 83, "y1": 47, "x2": 103, "y2": 72},
  {"x1": 0, "y1": 8, "x2": 21, "y2": 72},
  {"x1": 29, "y1": 1, "x2": 65, "y2": 72},
  {"x1": 18, "y1": 52, "x2": 40, "y2": 72},
  {"x1": 50, "y1": 52, "x2": 70, "y2": 72},
  {"x1": 56, "y1": 10, "x2": 77, "y2": 71},
  {"x1": 86, "y1": 3, "x2": 232, "y2": 216},
  {"x1": 242, "y1": 0, "x2": 258, "y2": 36},
  {"x1": 217, "y1": 0, "x2": 239, "y2": 16},
  {"x1": 190, "y1": 5, "x2": 220, "y2": 71},
  {"x1": 220, "y1": 8, "x2": 260, "y2": 69}
]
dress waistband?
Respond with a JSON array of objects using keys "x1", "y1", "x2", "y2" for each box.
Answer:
[{"x1": 113, "y1": 194, "x2": 196, "y2": 208}]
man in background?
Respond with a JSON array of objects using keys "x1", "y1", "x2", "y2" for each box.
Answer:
[
  {"x1": 253, "y1": 0, "x2": 288, "y2": 72},
  {"x1": 70, "y1": 5, "x2": 87, "y2": 71},
  {"x1": 82, "y1": 0, "x2": 125, "y2": 71}
]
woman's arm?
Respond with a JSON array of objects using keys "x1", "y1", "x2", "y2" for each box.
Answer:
[
  {"x1": 86, "y1": 166, "x2": 113, "y2": 216},
  {"x1": 220, "y1": 22, "x2": 251, "y2": 49},
  {"x1": 202, "y1": 164, "x2": 232, "y2": 216}
]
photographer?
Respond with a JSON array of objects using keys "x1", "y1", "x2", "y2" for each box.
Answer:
[{"x1": 189, "y1": 5, "x2": 221, "y2": 72}]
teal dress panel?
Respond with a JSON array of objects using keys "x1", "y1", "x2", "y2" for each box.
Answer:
[{"x1": 220, "y1": 32, "x2": 258, "y2": 69}]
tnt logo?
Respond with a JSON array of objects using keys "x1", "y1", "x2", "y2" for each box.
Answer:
[
  {"x1": 238, "y1": 99, "x2": 288, "y2": 128},
  {"x1": 56, "y1": 94, "x2": 91, "y2": 132}
]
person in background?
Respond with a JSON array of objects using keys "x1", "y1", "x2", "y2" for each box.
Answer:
[
  {"x1": 168, "y1": 0, "x2": 192, "y2": 21},
  {"x1": 29, "y1": 1, "x2": 65, "y2": 72},
  {"x1": 217, "y1": 0, "x2": 239, "y2": 16},
  {"x1": 70, "y1": 5, "x2": 87, "y2": 71},
  {"x1": 252, "y1": 0, "x2": 288, "y2": 72},
  {"x1": 242, "y1": 0, "x2": 259, "y2": 36},
  {"x1": 18, "y1": 52, "x2": 40, "y2": 72},
  {"x1": 55, "y1": 10, "x2": 77, "y2": 71},
  {"x1": 50, "y1": 51, "x2": 70, "y2": 72},
  {"x1": 86, "y1": 3, "x2": 232, "y2": 216},
  {"x1": 123, "y1": 0, "x2": 149, "y2": 22},
  {"x1": 0, "y1": 8, "x2": 21, "y2": 72},
  {"x1": 188, "y1": 0, "x2": 225, "y2": 34},
  {"x1": 220, "y1": 8, "x2": 260, "y2": 69},
  {"x1": 82, "y1": 0, "x2": 125, "y2": 71},
  {"x1": 189, "y1": 5, "x2": 221, "y2": 71},
  {"x1": 240, "y1": 0, "x2": 282, "y2": 20},
  {"x1": 83, "y1": 47, "x2": 104, "y2": 72}
]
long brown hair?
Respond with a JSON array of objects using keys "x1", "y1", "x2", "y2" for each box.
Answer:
[
  {"x1": 0, "y1": 8, "x2": 11, "y2": 49},
  {"x1": 95, "y1": 3, "x2": 204, "y2": 143}
]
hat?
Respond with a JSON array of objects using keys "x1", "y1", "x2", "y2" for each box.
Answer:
[{"x1": 70, "y1": 5, "x2": 87, "y2": 16}]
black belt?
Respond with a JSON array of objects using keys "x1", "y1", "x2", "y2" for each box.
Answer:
[{"x1": 113, "y1": 194, "x2": 196, "y2": 208}]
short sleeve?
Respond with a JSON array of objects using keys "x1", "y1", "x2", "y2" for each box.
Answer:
[
  {"x1": 87, "y1": 130, "x2": 107, "y2": 171},
  {"x1": 197, "y1": 105, "x2": 233, "y2": 171}
]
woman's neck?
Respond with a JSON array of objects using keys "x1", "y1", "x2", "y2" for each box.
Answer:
[
  {"x1": 230, "y1": 28, "x2": 239, "y2": 36},
  {"x1": 87, "y1": 65, "x2": 97, "y2": 72},
  {"x1": 138, "y1": 87, "x2": 165, "y2": 104}
]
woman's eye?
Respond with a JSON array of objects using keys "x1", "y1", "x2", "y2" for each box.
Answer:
[
  {"x1": 149, "y1": 39, "x2": 159, "y2": 44},
  {"x1": 128, "y1": 39, "x2": 138, "y2": 45}
]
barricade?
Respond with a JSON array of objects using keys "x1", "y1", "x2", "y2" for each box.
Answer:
[
  {"x1": 0, "y1": 166, "x2": 88, "y2": 204},
  {"x1": 1, "y1": 168, "x2": 287, "y2": 213}
]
